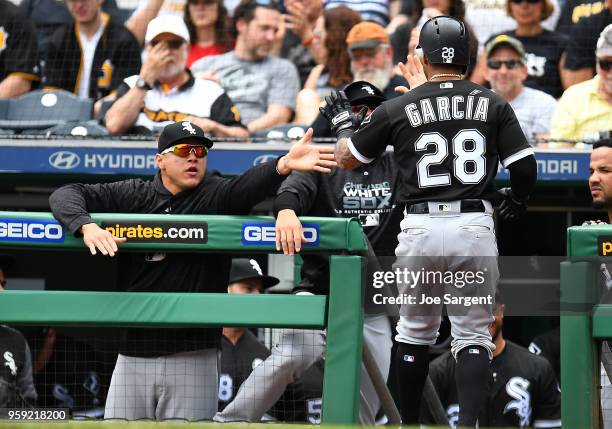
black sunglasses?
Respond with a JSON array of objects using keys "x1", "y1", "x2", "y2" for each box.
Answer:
[
  {"x1": 150, "y1": 39, "x2": 185, "y2": 49},
  {"x1": 487, "y1": 59, "x2": 523, "y2": 70},
  {"x1": 599, "y1": 59, "x2": 612, "y2": 71}
]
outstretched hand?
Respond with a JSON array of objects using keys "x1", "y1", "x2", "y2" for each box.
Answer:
[
  {"x1": 278, "y1": 128, "x2": 337, "y2": 174},
  {"x1": 395, "y1": 54, "x2": 428, "y2": 94},
  {"x1": 81, "y1": 223, "x2": 126, "y2": 257}
]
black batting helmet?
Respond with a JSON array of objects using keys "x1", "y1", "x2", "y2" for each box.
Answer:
[{"x1": 417, "y1": 16, "x2": 470, "y2": 71}]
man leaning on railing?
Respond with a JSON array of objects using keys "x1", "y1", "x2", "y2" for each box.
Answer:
[{"x1": 48, "y1": 120, "x2": 336, "y2": 421}]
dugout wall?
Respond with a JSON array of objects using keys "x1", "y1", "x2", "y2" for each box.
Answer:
[
  {"x1": 0, "y1": 211, "x2": 367, "y2": 424},
  {"x1": 562, "y1": 225, "x2": 612, "y2": 428}
]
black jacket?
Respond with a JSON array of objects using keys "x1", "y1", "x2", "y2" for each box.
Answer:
[
  {"x1": 0, "y1": 325, "x2": 37, "y2": 408},
  {"x1": 273, "y1": 153, "x2": 401, "y2": 315},
  {"x1": 49, "y1": 161, "x2": 285, "y2": 357}
]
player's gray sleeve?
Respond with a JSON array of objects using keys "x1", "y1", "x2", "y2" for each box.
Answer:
[
  {"x1": 215, "y1": 316, "x2": 392, "y2": 425},
  {"x1": 17, "y1": 342, "x2": 37, "y2": 407},
  {"x1": 214, "y1": 328, "x2": 325, "y2": 422}
]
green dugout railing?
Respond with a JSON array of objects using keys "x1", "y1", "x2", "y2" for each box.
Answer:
[
  {"x1": 562, "y1": 225, "x2": 612, "y2": 428},
  {"x1": 0, "y1": 211, "x2": 367, "y2": 424}
]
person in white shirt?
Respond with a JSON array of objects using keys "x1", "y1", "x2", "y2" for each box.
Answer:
[{"x1": 485, "y1": 35, "x2": 556, "y2": 144}]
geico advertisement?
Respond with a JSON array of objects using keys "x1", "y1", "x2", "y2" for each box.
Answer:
[
  {"x1": 242, "y1": 222, "x2": 320, "y2": 246},
  {"x1": 101, "y1": 221, "x2": 208, "y2": 243},
  {"x1": 0, "y1": 219, "x2": 65, "y2": 243}
]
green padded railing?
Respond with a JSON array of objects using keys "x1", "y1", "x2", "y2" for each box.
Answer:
[
  {"x1": 0, "y1": 211, "x2": 367, "y2": 424},
  {"x1": 562, "y1": 225, "x2": 612, "y2": 429}
]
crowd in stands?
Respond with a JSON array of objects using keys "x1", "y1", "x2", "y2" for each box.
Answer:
[{"x1": 0, "y1": 0, "x2": 610, "y2": 143}]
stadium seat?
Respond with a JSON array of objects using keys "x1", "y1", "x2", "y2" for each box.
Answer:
[
  {"x1": 25, "y1": 121, "x2": 109, "y2": 136},
  {"x1": 0, "y1": 90, "x2": 93, "y2": 132},
  {"x1": 251, "y1": 124, "x2": 309, "y2": 142}
]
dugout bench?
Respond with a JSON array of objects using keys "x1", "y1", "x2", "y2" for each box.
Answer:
[
  {"x1": 0, "y1": 211, "x2": 367, "y2": 424},
  {"x1": 562, "y1": 225, "x2": 612, "y2": 428}
]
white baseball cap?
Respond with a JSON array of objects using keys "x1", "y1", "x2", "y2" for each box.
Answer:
[
  {"x1": 145, "y1": 15, "x2": 190, "y2": 44},
  {"x1": 596, "y1": 24, "x2": 612, "y2": 58}
]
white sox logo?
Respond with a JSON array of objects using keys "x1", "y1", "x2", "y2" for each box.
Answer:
[
  {"x1": 182, "y1": 121, "x2": 196, "y2": 135},
  {"x1": 3, "y1": 351, "x2": 17, "y2": 376},
  {"x1": 503, "y1": 376, "x2": 532, "y2": 427},
  {"x1": 525, "y1": 53, "x2": 546, "y2": 77},
  {"x1": 249, "y1": 259, "x2": 263, "y2": 275},
  {"x1": 442, "y1": 47, "x2": 455, "y2": 63},
  {"x1": 362, "y1": 85, "x2": 375, "y2": 95},
  {"x1": 446, "y1": 404, "x2": 459, "y2": 428}
]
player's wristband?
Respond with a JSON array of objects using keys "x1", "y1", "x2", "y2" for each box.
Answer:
[
  {"x1": 275, "y1": 156, "x2": 287, "y2": 176},
  {"x1": 336, "y1": 127, "x2": 355, "y2": 140}
]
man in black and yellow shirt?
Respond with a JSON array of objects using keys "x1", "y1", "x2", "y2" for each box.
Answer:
[
  {"x1": 105, "y1": 15, "x2": 248, "y2": 138},
  {"x1": 43, "y1": 0, "x2": 141, "y2": 101},
  {"x1": 0, "y1": 0, "x2": 40, "y2": 98}
]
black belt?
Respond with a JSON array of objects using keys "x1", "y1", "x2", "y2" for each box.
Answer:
[{"x1": 406, "y1": 200, "x2": 486, "y2": 214}]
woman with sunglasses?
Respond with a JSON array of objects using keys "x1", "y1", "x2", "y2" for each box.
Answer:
[{"x1": 483, "y1": 0, "x2": 568, "y2": 98}]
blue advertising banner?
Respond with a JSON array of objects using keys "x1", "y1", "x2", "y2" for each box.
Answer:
[{"x1": 0, "y1": 140, "x2": 590, "y2": 181}]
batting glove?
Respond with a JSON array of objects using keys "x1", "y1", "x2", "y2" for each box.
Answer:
[
  {"x1": 498, "y1": 187, "x2": 528, "y2": 222},
  {"x1": 319, "y1": 90, "x2": 367, "y2": 140}
]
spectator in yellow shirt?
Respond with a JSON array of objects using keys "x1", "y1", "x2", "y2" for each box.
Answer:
[{"x1": 550, "y1": 24, "x2": 612, "y2": 144}]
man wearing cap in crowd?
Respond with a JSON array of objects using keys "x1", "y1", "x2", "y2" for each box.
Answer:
[
  {"x1": 551, "y1": 24, "x2": 612, "y2": 144},
  {"x1": 308, "y1": 21, "x2": 407, "y2": 138},
  {"x1": 104, "y1": 15, "x2": 248, "y2": 138},
  {"x1": 485, "y1": 34, "x2": 557, "y2": 144},
  {"x1": 346, "y1": 21, "x2": 406, "y2": 99},
  {"x1": 49, "y1": 120, "x2": 336, "y2": 421}
]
